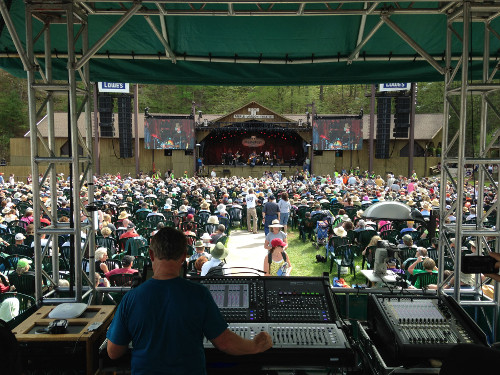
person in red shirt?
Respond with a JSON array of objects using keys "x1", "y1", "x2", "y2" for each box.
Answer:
[
  {"x1": 105, "y1": 255, "x2": 138, "y2": 279},
  {"x1": 119, "y1": 223, "x2": 139, "y2": 240}
]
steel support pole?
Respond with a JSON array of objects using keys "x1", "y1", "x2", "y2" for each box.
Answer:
[
  {"x1": 83, "y1": 21, "x2": 96, "y2": 287},
  {"x1": 408, "y1": 83, "x2": 416, "y2": 177},
  {"x1": 134, "y1": 84, "x2": 140, "y2": 176},
  {"x1": 45, "y1": 24, "x2": 60, "y2": 284},
  {"x1": 93, "y1": 84, "x2": 101, "y2": 175},
  {"x1": 369, "y1": 84, "x2": 375, "y2": 173},
  {"x1": 452, "y1": 1, "x2": 470, "y2": 301},
  {"x1": 66, "y1": 8, "x2": 83, "y2": 301},
  {"x1": 25, "y1": 7, "x2": 42, "y2": 303},
  {"x1": 438, "y1": 18, "x2": 453, "y2": 288}
]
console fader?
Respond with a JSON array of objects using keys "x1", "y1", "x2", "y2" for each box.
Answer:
[
  {"x1": 195, "y1": 276, "x2": 354, "y2": 368},
  {"x1": 368, "y1": 294, "x2": 488, "y2": 363}
]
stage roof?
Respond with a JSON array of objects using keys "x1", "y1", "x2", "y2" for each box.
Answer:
[{"x1": 0, "y1": 1, "x2": 499, "y2": 85}]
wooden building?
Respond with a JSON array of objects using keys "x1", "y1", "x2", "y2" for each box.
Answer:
[{"x1": 5, "y1": 101, "x2": 441, "y2": 179}]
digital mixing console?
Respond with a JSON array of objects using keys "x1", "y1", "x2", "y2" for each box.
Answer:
[
  {"x1": 194, "y1": 276, "x2": 354, "y2": 368},
  {"x1": 368, "y1": 294, "x2": 488, "y2": 363}
]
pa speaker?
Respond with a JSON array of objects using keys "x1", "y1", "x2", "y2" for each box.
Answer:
[
  {"x1": 118, "y1": 96, "x2": 132, "y2": 158},
  {"x1": 376, "y1": 97, "x2": 391, "y2": 159}
]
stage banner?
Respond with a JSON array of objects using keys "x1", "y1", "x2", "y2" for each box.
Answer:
[
  {"x1": 144, "y1": 117, "x2": 195, "y2": 150},
  {"x1": 313, "y1": 117, "x2": 363, "y2": 151}
]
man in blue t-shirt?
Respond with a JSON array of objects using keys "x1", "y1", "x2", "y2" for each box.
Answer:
[{"x1": 106, "y1": 227, "x2": 272, "y2": 375}]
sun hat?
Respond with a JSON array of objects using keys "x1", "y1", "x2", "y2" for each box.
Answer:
[
  {"x1": 118, "y1": 211, "x2": 129, "y2": 220},
  {"x1": 271, "y1": 238, "x2": 286, "y2": 248},
  {"x1": 211, "y1": 242, "x2": 228, "y2": 260},
  {"x1": 207, "y1": 216, "x2": 219, "y2": 225},
  {"x1": 17, "y1": 258, "x2": 32, "y2": 268},
  {"x1": 200, "y1": 201, "x2": 210, "y2": 210},
  {"x1": 269, "y1": 219, "x2": 284, "y2": 228},
  {"x1": 194, "y1": 240, "x2": 205, "y2": 248},
  {"x1": 201, "y1": 232, "x2": 211, "y2": 241},
  {"x1": 340, "y1": 214, "x2": 351, "y2": 222},
  {"x1": 334, "y1": 226, "x2": 347, "y2": 237}
]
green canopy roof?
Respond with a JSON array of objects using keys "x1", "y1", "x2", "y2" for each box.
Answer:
[{"x1": 0, "y1": 1, "x2": 498, "y2": 85}]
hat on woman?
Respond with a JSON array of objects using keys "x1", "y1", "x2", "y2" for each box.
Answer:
[
  {"x1": 178, "y1": 205, "x2": 187, "y2": 213},
  {"x1": 341, "y1": 214, "x2": 351, "y2": 222},
  {"x1": 118, "y1": 211, "x2": 129, "y2": 220},
  {"x1": 271, "y1": 238, "x2": 286, "y2": 248},
  {"x1": 431, "y1": 198, "x2": 440, "y2": 207},
  {"x1": 334, "y1": 226, "x2": 347, "y2": 237},
  {"x1": 201, "y1": 232, "x2": 212, "y2": 241},
  {"x1": 211, "y1": 242, "x2": 228, "y2": 260},
  {"x1": 207, "y1": 216, "x2": 219, "y2": 225},
  {"x1": 269, "y1": 219, "x2": 284, "y2": 228},
  {"x1": 200, "y1": 201, "x2": 210, "y2": 210}
]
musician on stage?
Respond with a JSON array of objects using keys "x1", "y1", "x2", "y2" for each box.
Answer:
[
  {"x1": 248, "y1": 150, "x2": 258, "y2": 166},
  {"x1": 107, "y1": 228, "x2": 272, "y2": 374}
]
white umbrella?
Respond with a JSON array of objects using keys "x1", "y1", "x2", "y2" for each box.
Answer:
[{"x1": 362, "y1": 201, "x2": 421, "y2": 221}]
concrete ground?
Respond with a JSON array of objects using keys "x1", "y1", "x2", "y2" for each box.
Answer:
[{"x1": 224, "y1": 229, "x2": 268, "y2": 275}]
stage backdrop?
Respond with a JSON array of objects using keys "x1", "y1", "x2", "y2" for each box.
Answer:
[
  {"x1": 144, "y1": 117, "x2": 195, "y2": 150},
  {"x1": 313, "y1": 117, "x2": 363, "y2": 151}
]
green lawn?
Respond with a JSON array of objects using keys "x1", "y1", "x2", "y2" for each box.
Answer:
[{"x1": 286, "y1": 228, "x2": 367, "y2": 287}]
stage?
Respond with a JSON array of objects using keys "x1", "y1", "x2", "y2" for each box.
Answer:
[{"x1": 201, "y1": 164, "x2": 302, "y2": 178}]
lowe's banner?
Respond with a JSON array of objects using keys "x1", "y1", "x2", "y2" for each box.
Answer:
[
  {"x1": 379, "y1": 83, "x2": 410, "y2": 92},
  {"x1": 98, "y1": 82, "x2": 130, "y2": 93}
]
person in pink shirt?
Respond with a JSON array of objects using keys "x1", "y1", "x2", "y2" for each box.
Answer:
[{"x1": 105, "y1": 255, "x2": 139, "y2": 279}]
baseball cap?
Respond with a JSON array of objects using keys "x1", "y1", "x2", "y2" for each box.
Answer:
[
  {"x1": 17, "y1": 258, "x2": 32, "y2": 268},
  {"x1": 271, "y1": 238, "x2": 286, "y2": 248},
  {"x1": 15, "y1": 233, "x2": 26, "y2": 241}
]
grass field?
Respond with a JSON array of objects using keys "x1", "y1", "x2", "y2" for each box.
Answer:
[{"x1": 285, "y1": 228, "x2": 367, "y2": 287}]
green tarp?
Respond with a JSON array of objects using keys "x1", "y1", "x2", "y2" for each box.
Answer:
[{"x1": 0, "y1": 1, "x2": 498, "y2": 85}]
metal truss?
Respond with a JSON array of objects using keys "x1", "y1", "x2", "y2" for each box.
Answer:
[
  {"x1": 0, "y1": 1, "x2": 497, "y2": 67},
  {"x1": 0, "y1": 1, "x2": 96, "y2": 303},
  {"x1": 437, "y1": 1, "x2": 500, "y2": 339}
]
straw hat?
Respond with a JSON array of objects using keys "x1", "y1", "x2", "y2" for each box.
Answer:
[
  {"x1": 200, "y1": 201, "x2": 210, "y2": 210},
  {"x1": 340, "y1": 214, "x2": 351, "y2": 222},
  {"x1": 352, "y1": 195, "x2": 360, "y2": 202},
  {"x1": 356, "y1": 210, "x2": 364, "y2": 218},
  {"x1": 269, "y1": 219, "x2": 284, "y2": 228},
  {"x1": 431, "y1": 198, "x2": 440, "y2": 207},
  {"x1": 334, "y1": 226, "x2": 347, "y2": 237},
  {"x1": 207, "y1": 216, "x2": 219, "y2": 224},
  {"x1": 118, "y1": 211, "x2": 129, "y2": 220},
  {"x1": 407, "y1": 199, "x2": 416, "y2": 206},
  {"x1": 194, "y1": 240, "x2": 205, "y2": 248},
  {"x1": 211, "y1": 242, "x2": 228, "y2": 260}
]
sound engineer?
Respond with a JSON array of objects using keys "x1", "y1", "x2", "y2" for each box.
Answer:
[{"x1": 106, "y1": 227, "x2": 273, "y2": 374}]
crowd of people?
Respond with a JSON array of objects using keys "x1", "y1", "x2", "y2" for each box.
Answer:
[
  {"x1": 0, "y1": 169, "x2": 499, "y2": 374},
  {"x1": 0, "y1": 168, "x2": 499, "y2": 295}
]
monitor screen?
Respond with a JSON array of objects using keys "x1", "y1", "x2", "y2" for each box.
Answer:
[
  {"x1": 313, "y1": 117, "x2": 363, "y2": 151},
  {"x1": 144, "y1": 117, "x2": 195, "y2": 150}
]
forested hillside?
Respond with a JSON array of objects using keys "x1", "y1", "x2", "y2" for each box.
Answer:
[{"x1": 0, "y1": 70, "x2": 451, "y2": 159}]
